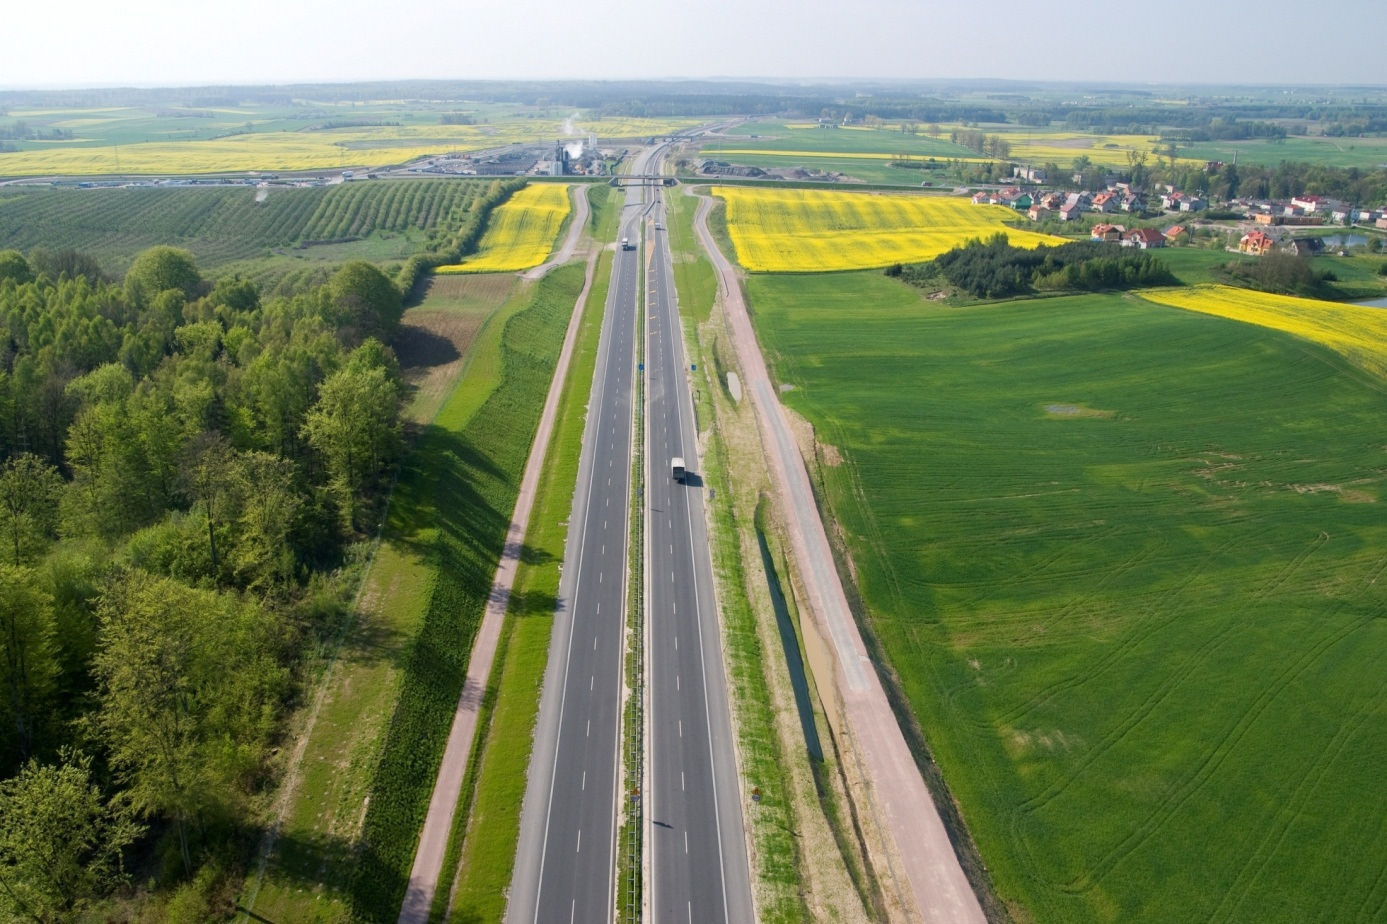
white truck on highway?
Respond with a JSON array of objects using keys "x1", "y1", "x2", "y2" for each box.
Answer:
[
  {"x1": 621, "y1": 236, "x2": 633, "y2": 251},
  {"x1": 671, "y1": 456, "x2": 685, "y2": 482}
]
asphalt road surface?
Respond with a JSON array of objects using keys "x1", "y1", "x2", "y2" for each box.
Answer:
[
  {"x1": 509, "y1": 152, "x2": 650, "y2": 924},
  {"x1": 641, "y1": 181, "x2": 754, "y2": 922}
]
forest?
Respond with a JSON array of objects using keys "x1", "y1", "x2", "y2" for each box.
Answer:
[{"x1": 0, "y1": 242, "x2": 409, "y2": 920}]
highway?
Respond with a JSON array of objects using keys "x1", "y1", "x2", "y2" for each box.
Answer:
[
  {"x1": 642, "y1": 158, "x2": 754, "y2": 923},
  {"x1": 509, "y1": 141, "x2": 752, "y2": 923},
  {"x1": 508, "y1": 168, "x2": 643, "y2": 923}
]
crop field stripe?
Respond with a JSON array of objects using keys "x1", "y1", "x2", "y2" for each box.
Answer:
[
  {"x1": 435, "y1": 183, "x2": 572, "y2": 275},
  {"x1": 1141, "y1": 284, "x2": 1387, "y2": 381},
  {"x1": 713, "y1": 186, "x2": 1064, "y2": 272}
]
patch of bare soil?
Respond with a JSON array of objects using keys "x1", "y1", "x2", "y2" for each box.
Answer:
[
  {"x1": 1043, "y1": 403, "x2": 1114, "y2": 419},
  {"x1": 398, "y1": 275, "x2": 516, "y2": 424},
  {"x1": 414, "y1": 273, "x2": 515, "y2": 307}
]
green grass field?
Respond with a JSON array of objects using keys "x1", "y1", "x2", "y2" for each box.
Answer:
[
  {"x1": 716, "y1": 121, "x2": 977, "y2": 158},
  {"x1": 744, "y1": 272, "x2": 1387, "y2": 923},
  {"x1": 696, "y1": 152, "x2": 949, "y2": 187},
  {"x1": 1177, "y1": 135, "x2": 1387, "y2": 169}
]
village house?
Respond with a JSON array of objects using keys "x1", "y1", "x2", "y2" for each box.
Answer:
[
  {"x1": 1090, "y1": 191, "x2": 1119, "y2": 213},
  {"x1": 1120, "y1": 193, "x2": 1146, "y2": 212},
  {"x1": 1163, "y1": 225, "x2": 1188, "y2": 244},
  {"x1": 996, "y1": 188, "x2": 1033, "y2": 210},
  {"x1": 1239, "y1": 230, "x2": 1277, "y2": 256},
  {"x1": 1282, "y1": 237, "x2": 1326, "y2": 257},
  {"x1": 1330, "y1": 206, "x2": 1354, "y2": 225},
  {"x1": 971, "y1": 190, "x2": 995, "y2": 205},
  {"x1": 1057, "y1": 203, "x2": 1083, "y2": 221},
  {"x1": 1027, "y1": 205, "x2": 1053, "y2": 222},
  {"x1": 1124, "y1": 228, "x2": 1166, "y2": 249},
  {"x1": 1091, "y1": 223, "x2": 1126, "y2": 242},
  {"x1": 1291, "y1": 195, "x2": 1327, "y2": 213}
]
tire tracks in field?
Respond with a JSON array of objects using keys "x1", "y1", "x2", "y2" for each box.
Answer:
[
  {"x1": 1354, "y1": 808, "x2": 1387, "y2": 921},
  {"x1": 1210, "y1": 663, "x2": 1387, "y2": 923},
  {"x1": 988, "y1": 524, "x2": 1275, "y2": 732},
  {"x1": 1254, "y1": 530, "x2": 1330, "y2": 600},
  {"x1": 1015, "y1": 610, "x2": 1253, "y2": 818},
  {"x1": 1059, "y1": 610, "x2": 1372, "y2": 895}
]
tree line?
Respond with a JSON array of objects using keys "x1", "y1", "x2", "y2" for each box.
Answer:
[
  {"x1": 888, "y1": 233, "x2": 1176, "y2": 300},
  {"x1": 0, "y1": 243, "x2": 409, "y2": 920}
]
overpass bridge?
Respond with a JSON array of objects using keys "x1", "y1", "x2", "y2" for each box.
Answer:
[{"x1": 610, "y1": 174, "x2": 678, "y2": 187}]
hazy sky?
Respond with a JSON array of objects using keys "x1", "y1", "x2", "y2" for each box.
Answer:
[{"x1": 5, "y1": 0, "x2": 1385, "y2": 89}]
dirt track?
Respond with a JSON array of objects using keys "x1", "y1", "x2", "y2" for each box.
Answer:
[{"x1": 690, "y1": 192, "x2": 988, "y2": 924}]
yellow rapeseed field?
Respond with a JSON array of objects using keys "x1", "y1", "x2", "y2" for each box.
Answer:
[
  {"x1": 436, "y1": 183, "x2": 571, "y2": 274},
  {"x1": 0, "y1": 115, "x2": 703, "y2": 177},
  {"x1": 712, "y1": 186, "x2": 1065, "y2": 272},
  {"x1": 1142, "y1": 285, "x2": 1387, "y2": 379}
]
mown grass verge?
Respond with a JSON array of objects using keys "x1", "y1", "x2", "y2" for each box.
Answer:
[
  {"x1": 433, "y1": 247, "x2": 614, "y2": 924},
  {"x1": 347, "y1": 263, "x2": 586, "y2": 922}
]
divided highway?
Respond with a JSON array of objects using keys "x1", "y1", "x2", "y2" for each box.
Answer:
[{"x1": 510, "y1": 142, "x2": 754, "y2": 923}]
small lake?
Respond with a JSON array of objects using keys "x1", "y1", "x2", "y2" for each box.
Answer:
[
  {"x1": 1354, "y1": 297, "x2": 1387, "y2": 308},
  {"x1": 1321, "y1": 234, "x2": 1371, "y2": 248}
]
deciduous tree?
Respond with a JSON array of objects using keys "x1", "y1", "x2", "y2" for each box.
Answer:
[
  {"x1": 91, "y1": 571, "x2": 283, "y2": 873},
  {"x1": 0, "y1": 454, "x2": 63, "y2": 565},
  {"x1": 0, "y1": 565, "x2": 57, "y2": 762},
  {"x1": 0, "y1": 749, "x2": 141, "y2": 923}
]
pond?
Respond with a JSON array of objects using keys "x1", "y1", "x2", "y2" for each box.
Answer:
[
  {"x1": 1354, "y1": 297, "x2": 1387, "y2": 308},
  {"x1": 1321, "y1": 233, "x2": 1371, "y2": 248}
]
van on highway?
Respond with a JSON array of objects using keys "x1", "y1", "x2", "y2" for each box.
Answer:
[{"x1": 671, "y1": 457, "x2": 685, "y2": 482}]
